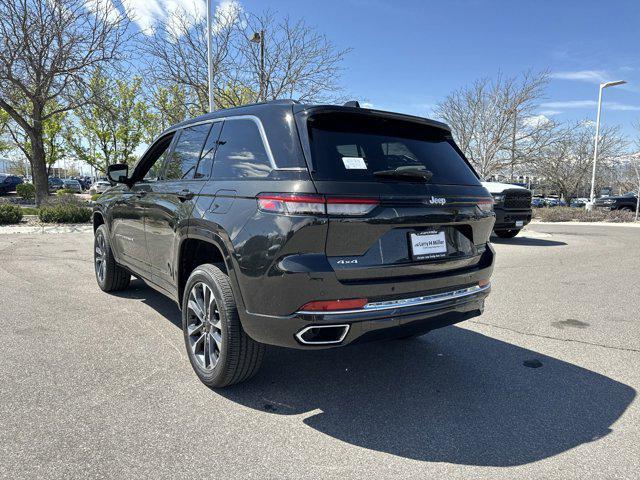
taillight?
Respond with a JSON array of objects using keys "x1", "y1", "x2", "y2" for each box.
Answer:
[
  {"x1": 326, "y1": 197, "x2": 379, "y2": 216},
  {"x1": 257, "y1": 193, "x2": 325, "y2": 215},
  {"x1": 257, "y1": 193, "x2": 379, "y2": 216},
  {"x1": 299, "y1": 298, "x2": 368, "y2": 312},
  {"x1": 477, "y1": 198, "x2": 494, "y2": 213}
]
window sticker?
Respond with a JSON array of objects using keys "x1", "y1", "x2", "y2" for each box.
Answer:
[{"x1": 342, "y1": 157, "x2": 367, "y2": 170}]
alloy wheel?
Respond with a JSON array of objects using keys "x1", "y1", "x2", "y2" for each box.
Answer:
[
  {"x1": 186, "y1": 282, "x2": 222, "y2": 371},
  {"x1": 94, "y1": 233, "x2": 107, "y2": 283}
]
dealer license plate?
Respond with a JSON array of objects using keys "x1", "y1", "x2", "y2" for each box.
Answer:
[{"x1": 410, "y1": 230, "x2": 447, "y2": 260}]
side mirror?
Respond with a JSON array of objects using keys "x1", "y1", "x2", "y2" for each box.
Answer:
[{"x1": 106, "y1": 164, "x2": 129, "y2": 184}]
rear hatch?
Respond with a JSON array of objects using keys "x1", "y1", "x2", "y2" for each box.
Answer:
[{"x1": 295, "y1": 107, "x2": 494, "y2": 283}]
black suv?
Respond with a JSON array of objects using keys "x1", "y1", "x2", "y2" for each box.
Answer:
[{"x1": 93, "y1": 100, "x2": 495, "y2": 387}]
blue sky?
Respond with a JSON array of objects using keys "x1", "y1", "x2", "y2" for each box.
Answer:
[
  {"x1": 234, "y1": 0, "x2": 640, "y2": 139},
  {"x1": 123, "y1": 0, "x2": 640, "y2": 139}
]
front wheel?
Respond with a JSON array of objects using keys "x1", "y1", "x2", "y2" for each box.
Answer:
[
  {"x1": 620, "y1": 207, "x2": 634, "y2": 212},
  {"x1": 494, "y1": 229, "x2": 520, "y2": 238},
  {"x1": 182, "y1": 264, "x2": 264, "y2": 388},
  {"x1": 94, "y1": 225, "x2": 130, "y2": 292}
]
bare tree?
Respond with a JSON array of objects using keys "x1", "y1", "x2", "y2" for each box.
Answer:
[
  {"x1": 0, "y1": 0, "x2": 131, "y2": 204},
  {"x1": 435, "y1": 71, "x2": 550, "y2": 178},
  {"x1": 143, "y1": 7, "x2": 350, "y2": 117},
  {"x1": 533, "y1": 122, "x2": 626, "y2": 202},
  {"x1": 143, "y1": 4, "x2": 239, "y2": 116},
  {"x1": 236, "y1": 11, "x2": 350, "y2": 103}
]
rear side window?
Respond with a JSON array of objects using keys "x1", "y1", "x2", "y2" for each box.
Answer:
[
  {"x1": 164, "y1": 123, "x2": 212, "y2": 180},
  {"x1": 307, "y1": 113, "x2": 480, "y2": 186},
  {"x1": 195, "y1": 121, "x2": 223, "y2": 179},
  {"x1": 212, "y1": 119, "x2": 272, "y2": 180}
]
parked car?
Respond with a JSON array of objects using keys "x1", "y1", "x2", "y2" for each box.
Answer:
[
  {"x1": 593, "y1": 192, "x2": 639, "y2": 212},
  {"x1": 48, "y1": 177, "x2": 64, "y2": 192},
  {"x1": 93, "y1": 100, "x2": 495, "y2": 387},
  {"x1": 62, "y1": 179, "x2": 83, "y2": 193},
  {"x1": 570, "y1": 198, "x2": 588, "y2": 208},
  {"x1": 89, "y1": 180, "x2": 111, "y2": 194},
  {"x1": 531, "y1": 197, "x2": 546, "y2": 208},
  {"x1": 481, "y1": 181, "x2": 532, "y2": 238},
  {"x1": 0, "y1": 173, "x2": 24, "y2": 194}
]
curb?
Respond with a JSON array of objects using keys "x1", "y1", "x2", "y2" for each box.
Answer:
[
  {"x1": 530, "y1": 221, "x2": 640, "y2": 228},
  {"x1": 0, "y1": 224, "x2": 93, "y2": 234}
]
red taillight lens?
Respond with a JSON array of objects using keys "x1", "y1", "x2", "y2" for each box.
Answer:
[
  {"x1": 479, "y1": 278, "x2": 490, "y2": 287},
  {"x1": 257, "y1": 193, "x2": 379, "y2": 216},
  {"x1": 300, "y1": 298, "x2": 368, "y2": 312},
  {"x1": 257, "y1": 193, "x2": 325, "y2": 215},
  {"x1": 325, "y1": 196, "x2": 379, "y2": 216},
  {"x1": 477, "y1": 198, "x2": 494, "y2": 213}
]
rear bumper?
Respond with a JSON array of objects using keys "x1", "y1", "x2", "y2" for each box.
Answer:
[
  {"x1": 493, "y1": 207, "x2": 531, "y2": 230},
  {"x1": 240, "y1": 282, "x2": 491, "y2": 349}
]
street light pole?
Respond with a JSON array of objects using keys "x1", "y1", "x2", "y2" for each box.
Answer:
[
  {"x1": 588, "y1": 80, "x2": 627, "y2": 206},
  {"x1": 206, "y1": 0, "x2": 215, "y2": 112},
  {"x1": 251, "y1": 30, "x2": 265, "y2": 101}
]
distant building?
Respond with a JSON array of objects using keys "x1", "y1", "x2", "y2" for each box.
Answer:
[{"x1": 0, "y1": 156, "x2": 11, "y2": 173}]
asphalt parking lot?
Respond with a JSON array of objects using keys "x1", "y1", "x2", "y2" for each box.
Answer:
[{"x1": 1, "y1": 223, "x2": 639, "y2": 479}]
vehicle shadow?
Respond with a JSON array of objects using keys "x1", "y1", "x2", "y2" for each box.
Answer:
[
  {"x1": 112, "y1": 280, "x2": 635, "y2": 467},
  {"x1": 111, "y1": 278, "x2": 182, "y2": 329},
  {"x1": 218, "y1": 327, "x2": 634, "y2": 467},
  {"x1": 491, "y1": 236, "x2": 567, "y2": 247}
]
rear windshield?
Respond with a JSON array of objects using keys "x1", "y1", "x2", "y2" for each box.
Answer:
[{"x1": 307, "y1": 113, "x2": 480, "y2": 185}]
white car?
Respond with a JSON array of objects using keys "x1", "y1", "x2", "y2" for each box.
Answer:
[{"x1": 90, "y1": 180, "x2": 111, "y2": 195}]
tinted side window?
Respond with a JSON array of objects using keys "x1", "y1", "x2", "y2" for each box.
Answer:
[
  {"x1": 212, "y1": 119, "x2": 272, "y2": 180},
  {"x1": 137, "y1": 133, "x2": 174, "y2": 182},
  {"x1": 164, "y1": 124, "x2": 212, "y2": 180},
  {"x1": 195, "y1": 121, "x2": 223, "y2": 179}
]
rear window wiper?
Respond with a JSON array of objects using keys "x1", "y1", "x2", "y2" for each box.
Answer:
[{"x1": 373, "y1": 169, "x2": 433, "y2": 182}]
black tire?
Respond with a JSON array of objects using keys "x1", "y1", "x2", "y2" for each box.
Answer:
[
  {"x1": 182, "y1": 264, "x2": 264, "y2": 388},
  {"x1": 494, "y1": 229, "x2": 520, "y2": 238},
  {"x1": 94, "y1": 225, "x2": 130, "y2": 292},
  {"x1": 620, "y1": 207, "x2": 633, "y2": 212}
]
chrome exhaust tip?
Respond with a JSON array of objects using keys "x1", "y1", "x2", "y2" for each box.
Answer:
[{"x1": 295, "y1": 324, "x2": 350, "y2": 345}]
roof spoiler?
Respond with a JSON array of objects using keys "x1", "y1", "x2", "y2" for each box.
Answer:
[{"x1": 343, "y1": 100, "x2": 361, "y2": 108}]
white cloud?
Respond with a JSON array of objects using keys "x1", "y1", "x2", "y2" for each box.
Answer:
[
  {"x1": 121, "y1": 0, "x2": 166, "y2": 34},
  {"x1": 522, "y1": 114, "x2": 551, "y2": 128},
  {"x1": 550, "y1": 70, "x2": 609, "y2": 84},
  {"x1": 86, "y1": 0, "x2": 122, "y2": 24},
  {"x1": 212, "y1": 0, "x2": 242, "y2": 34},
  {"x1": 538, "y1": 110, "x2": 562, "y2": 116},
  {"x1": 540, "y1": 100, "x2": 640, "y2": 111},
  {"x1": 122, "y1": 0, "x2": 239, "y2": 35}
]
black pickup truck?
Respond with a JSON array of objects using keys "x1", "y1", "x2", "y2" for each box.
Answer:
[{"x1": 593, "y1": 192, "x2": 638, "y2": 212}]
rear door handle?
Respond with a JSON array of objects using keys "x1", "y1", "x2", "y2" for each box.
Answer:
[{"x1": 177, "y1": 189, "x2": 194, "y2": 202}]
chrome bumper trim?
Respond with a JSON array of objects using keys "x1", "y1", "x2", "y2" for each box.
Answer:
[{"x1": 297, "y1": 283, "x2": 490, "y2": 316}]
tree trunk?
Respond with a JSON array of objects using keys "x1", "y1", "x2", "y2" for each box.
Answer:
[{"x1": 30, "y1": 133, "x2": 49, "y2": 206}]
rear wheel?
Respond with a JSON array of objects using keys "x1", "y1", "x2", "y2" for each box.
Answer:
[
  {"x1": 494, "y1": 229, "x2": 520, "y2": 238},
  {"x1": 620, "y1": 207, "x2": 633, "y2": 212},
  {"x1": 182, "y1": 264, "x2": 264, "y2": 388},
  {"x1": 94, "y1": 225, "x2": 130, "y2": 292}
]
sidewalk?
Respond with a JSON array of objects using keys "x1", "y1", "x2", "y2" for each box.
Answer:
[{"x1": 0, "y1": 224, "x2": 93, "y2": 234}]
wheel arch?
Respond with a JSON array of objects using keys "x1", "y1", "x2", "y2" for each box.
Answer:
[{"x1": 176, "y1": 227, "x2": 245, "y2": 313}]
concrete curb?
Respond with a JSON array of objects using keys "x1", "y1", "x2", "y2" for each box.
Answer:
[
  {"x1": 0, "y1": 224, "x2": 93, "y2": 234},
  {"x1": 530, "y1": 221, "x2": 640, "y2": 228}
]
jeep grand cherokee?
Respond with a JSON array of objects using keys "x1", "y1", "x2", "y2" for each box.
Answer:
[{"x1": 93, "y1": 100, "x2": 495, "y2": 387}]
